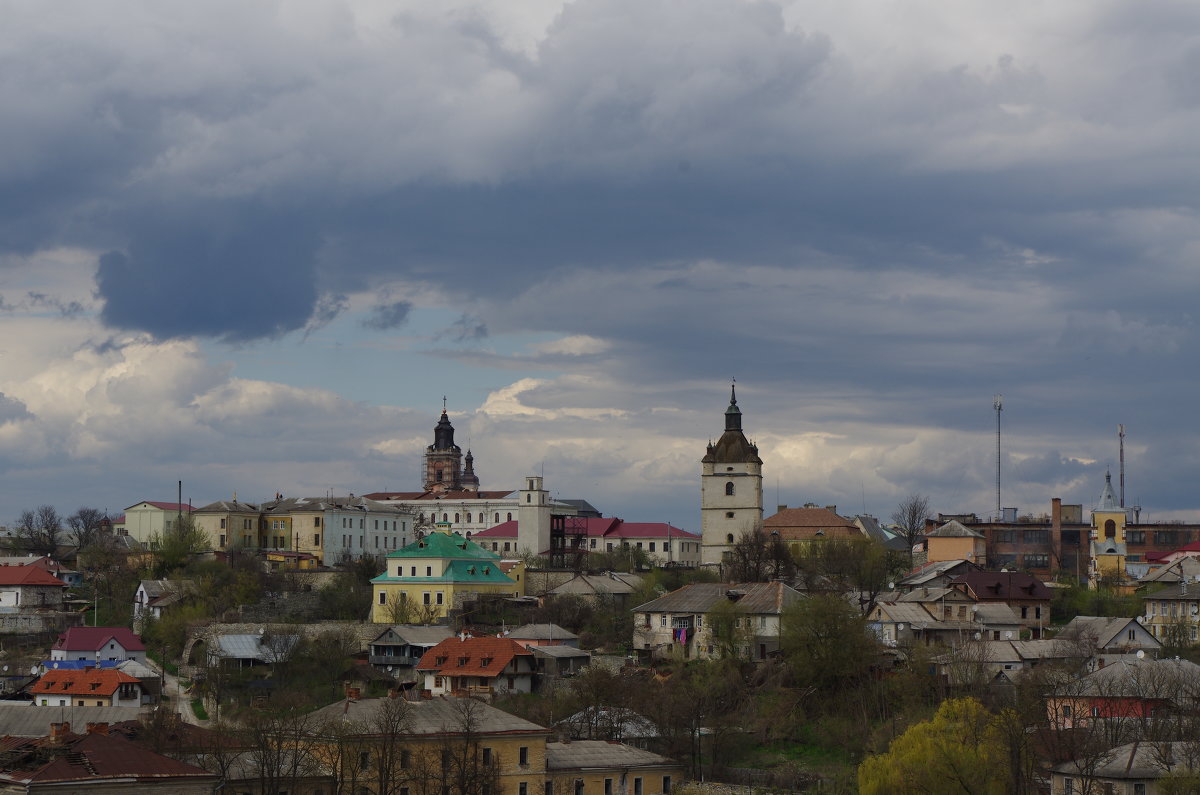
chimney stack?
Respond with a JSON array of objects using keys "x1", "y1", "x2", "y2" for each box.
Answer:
[{"x1": 49, "y1": 722, "x2": 70, "y2": 743}]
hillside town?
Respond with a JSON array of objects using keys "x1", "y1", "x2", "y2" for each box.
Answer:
[{"x1": 0, "y1": 389, "x2": 1195, "y2": 793}]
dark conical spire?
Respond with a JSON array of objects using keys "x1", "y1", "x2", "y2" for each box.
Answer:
[
  {"x1": 433, "y1": 407, "x2": 456, "y2": 450},
  {"x1": 725, "y1": 381, "x2": 742, "y2": 431}
]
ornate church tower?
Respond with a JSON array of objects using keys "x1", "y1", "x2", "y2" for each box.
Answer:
[
  {"x1": 423, "y1": 406, "x2": 464, "y2": 493},
  {"x1": 1089, "y1": 470, "x2": 1127, "y2": 588},
  {"x1": 700, "y1": 384, "x2": 764, "y2": 565}
]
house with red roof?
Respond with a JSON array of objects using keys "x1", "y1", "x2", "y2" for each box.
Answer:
[
  {"x1": 31, "y1": 668, "x2": 145, "y2": 708},
  {"x1": 763, "y1": 504, "x2": 861, "y2": 544},
  {"x1": 51, "y1": 627, "x2": 146, "y2": 664},
  {"x1": 415, "y1": 635, "x2": 536, "y2": 698},
  {"x1": 472, "y1": 517, "x2": 701, "y2": 566},
  {"x1": 0, "y1": 564, "x2": 69, "y2": 610},
  {"x1": 0, "y1": 722, "x2": 216, "y2": 792}
]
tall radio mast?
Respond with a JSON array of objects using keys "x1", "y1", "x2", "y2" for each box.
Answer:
[
  {"x1": 994, "y1": 395, "x2": 1003, "y2": 521},
  {"x1": 1119, "y1": 424, "x2": 1126, "y2": 508}
]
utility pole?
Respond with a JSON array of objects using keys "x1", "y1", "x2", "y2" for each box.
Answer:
[{"x1": 993, "y1": 395, "x2": 1003, "y2": 521}]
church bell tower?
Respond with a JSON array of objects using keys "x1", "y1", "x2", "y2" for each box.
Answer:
[{"x1": 700, "y1": 383, "x2": 764, "y2": 566}]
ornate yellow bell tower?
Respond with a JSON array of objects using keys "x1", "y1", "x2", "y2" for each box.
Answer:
[{"x1": 1089, "y1": 471, "x2": 1127, "y2": 588}]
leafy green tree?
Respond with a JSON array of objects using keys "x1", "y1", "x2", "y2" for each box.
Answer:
[
  {"x1": 151, "y1": 514, "x2": 210, "y2": 576},
  {"x1": 780, "y1": 594, "x2": 879, "y2": 697},
  {"x1": 858, "y1": 697, "x2": 1011, "y2": 794}
]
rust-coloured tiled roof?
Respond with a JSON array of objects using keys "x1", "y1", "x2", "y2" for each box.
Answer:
[
  {"x1": 31, "y1": 669, "x2": 141, "y2": 698},
  {"x1": 0, "y1": 565, "x2": 66, "y2": 587},
  {"x1": 415, "y1": 636, "x2": 533, "y2": 677}
]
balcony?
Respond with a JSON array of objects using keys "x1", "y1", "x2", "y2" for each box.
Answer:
[{"x1": 369, "y1": 654, "x2": 420, "y2": 667}]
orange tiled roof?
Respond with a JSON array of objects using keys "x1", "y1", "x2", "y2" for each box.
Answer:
[
  {"x1": 415, "y1": 636, "x2": 532, "y2": 677},
  {"x1": 31, "y1": 669, "x2": 140, "y2": 698}
]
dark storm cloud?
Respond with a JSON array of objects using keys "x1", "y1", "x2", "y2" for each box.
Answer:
[
  {"x1": 96, "y1": 202, "x2": 320, "y2": 340},
  {"x1": 363, "y1": 300, "x2": 413, "y2": 331},
  {"x1": 7, "y1": 0, "x2": 1200, "y2": 520},
  {"x1": 0, "y1": 394, "x2": 31, "y2": 424}
]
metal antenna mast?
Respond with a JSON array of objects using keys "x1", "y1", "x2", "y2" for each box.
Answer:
[
  {"x1": 994, "y1": 395, "x2": 1003, "y2": 521},
  {"x1": 1118, "y1": 424, "x2": 1126, "y2": 508}
]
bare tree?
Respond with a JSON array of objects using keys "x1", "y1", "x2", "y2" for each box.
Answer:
[
  {"x1": 11, "y1": 505, "x2": 64, "y2": 556},
  {"x1": 891, "y1": 494, "x2": 931, "y2": 564},
  {"x1": 67, "y1": 506, "x2": 109, "y2": 549},
  {"x1": 725, "y1": 528, "x2": 795, "y2": 583}
]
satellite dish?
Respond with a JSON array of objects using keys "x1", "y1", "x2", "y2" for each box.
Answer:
[
  {"x1": 30, "y1": 666, "x2": 38, "y2": 676},
  {"x1": 1137, "y1": 650, "x2": 1146, "y2": 659},
  {"x1": 974, "y1": 632, "x2": 982, "y2": 641},
  {"x1": 52, "y1": 662, "x2": 59, "y2": 669},
  {"x1": 888, "y1": 582, "x2": 895, "y2": 590},
  {"x1": 897, "y1": 623, "x2": 905, "y2": 631},
  {"x1": 2, "y1": 665, "x2": 7, "y2": 672},
  {"x1": 1004, "y1": 631, "x2": 1013, "y2": 639}
]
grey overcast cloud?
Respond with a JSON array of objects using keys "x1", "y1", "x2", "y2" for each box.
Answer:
[{"x1": 1, "y1": 0, "x2": 1199, "y2": 529}]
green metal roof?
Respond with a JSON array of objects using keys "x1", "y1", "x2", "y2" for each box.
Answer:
[
  {"x1": 372, "y1": 559, "x2": 516, "y2": 586},
  {"x1": 386, "y1": 531, "x2": 500, "y2": 561}
]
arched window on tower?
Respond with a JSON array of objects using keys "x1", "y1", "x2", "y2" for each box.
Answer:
[
  {"x1": 442, "y1": 513, "x2": 448, "y2": 522},
  {"x1": 1105, "y1": 519, "x2": 1116, "y2": 539},
  {"x1": 507, "y1": 512, "x2": 513, "y2": 522},
  {"x1": 435, "y1": 467, "x2": 443, "y2": 482},
  {"x1": 494, "y1": 513, "x2": 500, "y2": 523},
  {"x1": 725, "y1": 482, "x2": 735, "y2": 496},
  {"x1": 466, "y1": 513, "x2": 472, "y2": 523},
  {"x1": 726, "y1": 534, "x2": 735, "y2": 544}
]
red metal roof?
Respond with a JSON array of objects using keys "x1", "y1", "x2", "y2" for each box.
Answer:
[
  {"x1": 31, "y1": 668, "x2": 141, "y2": 697},
  {"x1": 0, "y1": 731, "x2": 214, "y2": 784},
  {"x1": 0, "y1": 565, "x2": 67, "y2": 587},
  {"x1": 472, "y1": 518, "x2": 697, "y2": 540},
  {"x1": 123, "y1": 501, "x2": 194, "y2": 512},
  {"x1": 415, "y1": 636, "x2": 533, "y2": 677},
  {"x1": 53, "y1": 627, "x2": 145, "y2": 653}
]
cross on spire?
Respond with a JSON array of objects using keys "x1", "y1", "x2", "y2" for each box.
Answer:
[{"x1": 442, "y1": 395, "x2": 447, "y2": 412}]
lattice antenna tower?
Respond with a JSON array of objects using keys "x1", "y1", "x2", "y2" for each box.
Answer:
[{"x1": 993, "y1": 395, "x2": 1003, "y2": 521}]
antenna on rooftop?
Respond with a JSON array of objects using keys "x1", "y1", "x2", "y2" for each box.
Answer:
[{"x1": 994, "y1": 395, "x2": 1003, "y2": 521}]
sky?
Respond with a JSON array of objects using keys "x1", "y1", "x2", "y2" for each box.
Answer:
[{"x1": 3, "y1": 0, "x2": 1200, "y2": 532}]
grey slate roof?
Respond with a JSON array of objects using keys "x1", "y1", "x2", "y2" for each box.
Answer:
[
  {"x1": 371, "y1": 625, "x2": 455, "y2": 647},
  {"x1": 558, "y1": 707, "x2": 660, "y2": 741},
  {"x1": 548, "y1": 572, "x2": 644, "y2": 596},
  {"x1": 545, "y1": 740, "x2": 677, "y2": 771},
  {"x1": 310, "y1": 695, "x2": 549, "y2": 736},
  {"x1": 0, "y1": 704, "x2": 145, "y2": 736},
  {"x1": 532, "y1": 645, "x2": 591, "y2": 659},
  {"x1": 632, "y1": 581, "x2": 802, "y2": 615},
  {"x1": 508, "y1": 624, "x2": 578, "y2": 641},
  {"x1": 1141, "y1": 556, "x2": 1200, "y2": 584},
  {"x1": 1054, "y1": 741, "x2": 1192, "y2": 779},
  {"x1": 1058, "y1": 616, "x2": 1158, "y2": 649},
  {"x1": 1073, "y1": 658, "x2": 1200, "y2": 697},
  {"x1": 927, "y1": 520, "x2": 984, "y2": 539}
]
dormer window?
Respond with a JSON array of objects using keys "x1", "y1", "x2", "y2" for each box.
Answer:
[
  {"x1": 458, "y1": 657, "x2": 469, "y2": 666},
  {"x1": 481, "y1": 657, "x2": 492, "y2": 667},
  {"x1": 436, "y1": 656, "x2": 447, "y2": 665}
]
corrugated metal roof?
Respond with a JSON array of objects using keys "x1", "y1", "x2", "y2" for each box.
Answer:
[
  {"x1": 545, "y1": 740, "x2": 676, "y2": 771},
  {"x1": 310, "y1": 695, "x2": 549, "y2": 735}
]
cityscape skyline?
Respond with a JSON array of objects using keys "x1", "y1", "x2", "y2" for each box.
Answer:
[{"x1": 3, "y1": 2, "x2": 1200, "y2": 530}]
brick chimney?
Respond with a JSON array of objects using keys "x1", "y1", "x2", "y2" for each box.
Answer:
[
  {"x1": 1051, "y1": 498, "x2": 1063, "y2": 571},
  {"x1": 49, "y1": 722, "x2": 70, "y2": 743}
]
